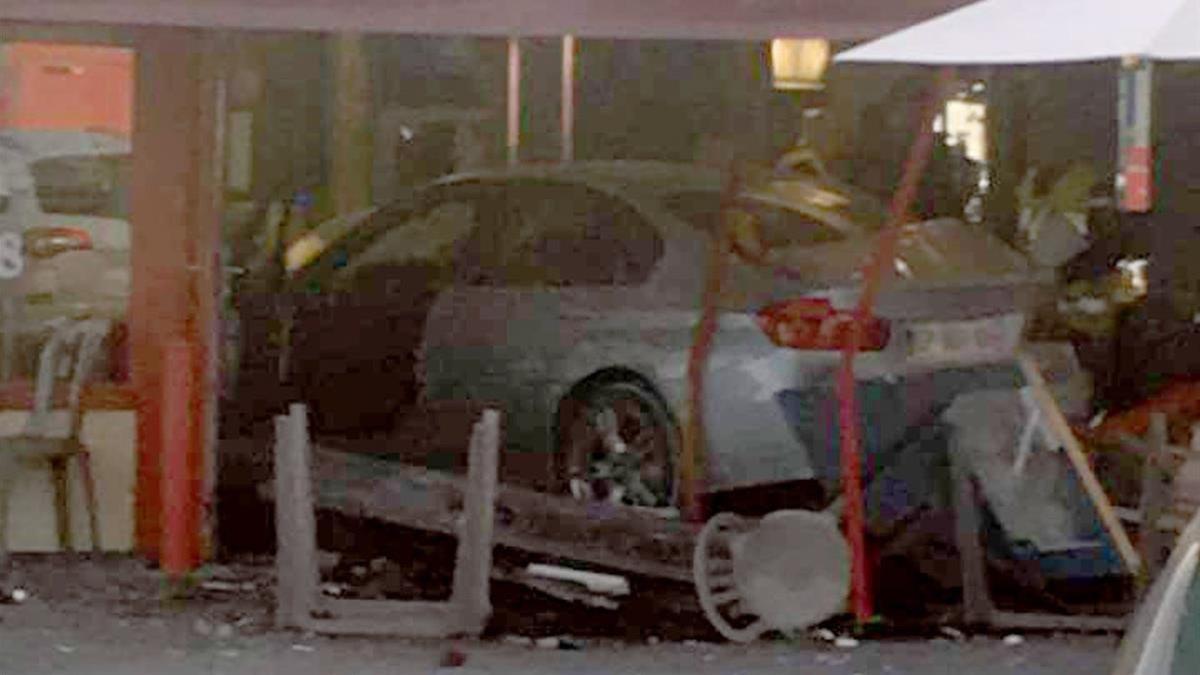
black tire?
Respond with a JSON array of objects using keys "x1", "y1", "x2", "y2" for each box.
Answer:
[{"x1": 556, "y1": 379, "x2": 680, "y2": 509}]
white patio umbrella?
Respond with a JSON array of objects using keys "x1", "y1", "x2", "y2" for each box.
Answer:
[
  {"x1": 835, "y1": 0, "x2": 1200, "y2": 64},
  {"x1": 836, "y1": 0, "x2": 1200, "y2": 216}
]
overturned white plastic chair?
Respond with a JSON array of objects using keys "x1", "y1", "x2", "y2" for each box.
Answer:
[{"x1": 0, "y1": 318, "x2": 111, "y2": 570}]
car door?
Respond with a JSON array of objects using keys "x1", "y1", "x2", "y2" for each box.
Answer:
[
  {"x1": 420, "y1": 179, "x2": 667, "y2": 480},
  {"x1": 287, "y1": 185, "x2": 491, "y2": 437}
]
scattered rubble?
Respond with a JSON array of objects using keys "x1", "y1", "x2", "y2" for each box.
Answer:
[
  {"x1": 812, "y1": 628, "x2": 837, "y2": 642},
  {"x1": 835, "y1": 636, "x2": 861, "y2": 649},
  {"x1": 2, "y1": 587, "x2": 30, "y2": 604},
  {"x1": 319, "y1": 582, "x2": 348, "y2": 598},
  {"x1": 940, "y1": 626, "x2": 967, "y2": 641},
  {"x1": 525, "y1": 564, "x2": 630, "y2": 596}
]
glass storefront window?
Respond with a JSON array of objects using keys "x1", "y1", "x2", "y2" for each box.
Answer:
[{"x1": 0, "y1": 42, "x2": 134, "y2": 383}]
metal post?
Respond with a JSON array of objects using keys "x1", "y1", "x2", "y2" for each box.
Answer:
[
  {"x1": 560, "y1": 35, "x2": 576, "y2": 163},
  {"x1": 506, "y1": 37, "x2": 521, "y2": 166}
]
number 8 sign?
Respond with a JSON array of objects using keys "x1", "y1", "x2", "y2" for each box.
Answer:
[{"x1": 0, "y1": 231, "x2": 24, "y2": 280}]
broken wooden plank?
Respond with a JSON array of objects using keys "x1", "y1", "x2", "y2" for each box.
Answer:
[
  {"x1": 1017, "y1": 353, "x2": 1142, "y2": 575},
  {"x1": 1138, "y1": 413, "x2": 1173, "y2": 582},
  {"x1": 525, "y1": 563, "x2": 631, "y2": 596},
  {"x1": 266, "y1": 445, "x2": 701, "y2": 583}
]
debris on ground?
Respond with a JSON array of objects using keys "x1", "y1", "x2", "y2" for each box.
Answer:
[
  {"x1": 199, "y1": 579, "x2": 258, "y2": 593},
  {"x1": 319, "y1": 582, "x2": 348, "y2": 597},
  {"x1": 812, "y1": 628, "x2": 837, "y2": 642},
  {"x1": 524, "y1": 564, "x2": 630, "y2": 596},
  {"x1": 439, "y1": 647, "x2": 468, "y2": 667},
  {"x1": 835, "y1": 636, "x2": 861, "y2": 649},
  {"x1": 505, "y1": 573, "x2": 621, "y2": 610},
  {"x1": 1003, "y1": 634, "x2": 1026, "y2": 647},
  {"x1": 1, "y1": 586, "x2": 29, "y2": 604},
  {"x1": 940, "y1": 626, "x2": 967, "y2": 641}
]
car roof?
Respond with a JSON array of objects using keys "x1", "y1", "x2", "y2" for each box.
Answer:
[
  {"x1": 435, "y1": 160, "x2": 725, "y2": 197},
  {"x1": 431, "y1": 159, "x2": 887, "y2": 228},
  {"x1": 0, "y1": 129, "x2": 131, "y2": 159}
]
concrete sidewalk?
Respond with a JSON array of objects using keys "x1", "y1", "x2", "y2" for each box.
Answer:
[{"x1": 0, "y1": 601, "x2": 1119, "y2": 675}]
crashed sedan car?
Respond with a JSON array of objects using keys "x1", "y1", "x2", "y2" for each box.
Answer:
[{"x1": 227, "y1": 161, "x2": 1047, "y2": 508}]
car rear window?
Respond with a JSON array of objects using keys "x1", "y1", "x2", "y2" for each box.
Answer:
[
  {"x1": 29, "y1": 154, "x2": 130, "y2": 218},
  {"x1": 662, "y1": 190, "x2": 846, "y2": 250}
]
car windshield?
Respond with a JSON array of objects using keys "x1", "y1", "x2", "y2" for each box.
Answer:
[{"x1": 29, "y1": 153, "x2": 130, "y2": 218}]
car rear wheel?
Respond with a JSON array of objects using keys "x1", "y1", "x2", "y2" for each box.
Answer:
[{"x1": 556, "y1": 379, "x2": 679, "y2": 509}]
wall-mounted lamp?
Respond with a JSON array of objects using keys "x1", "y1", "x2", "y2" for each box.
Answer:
[{"x1": 770, "y1": 38, "x2": 830, "y2": 91}]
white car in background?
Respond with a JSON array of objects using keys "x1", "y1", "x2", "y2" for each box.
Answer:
[{"x1": 0, "y1": 130, "x2": 131, "y2": 362}]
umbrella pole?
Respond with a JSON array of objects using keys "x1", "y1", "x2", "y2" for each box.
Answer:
[{"x1": 838, "y1": 67, "x2": 954, "y2": 626}]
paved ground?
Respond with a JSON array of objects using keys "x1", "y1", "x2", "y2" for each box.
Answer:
[{"x1": 0, "y1": 555, "x2": 1122, "y2": 675}]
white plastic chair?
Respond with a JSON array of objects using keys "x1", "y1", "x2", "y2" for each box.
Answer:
[{"x1": 0, "y1": 318, "x2": 110, "y2": 570}]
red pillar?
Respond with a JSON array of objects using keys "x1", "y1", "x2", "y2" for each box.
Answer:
[
  {"x1": 130, "y1": 28, "x2": 220, "y2": 561},
  {"x1": 161, "y1": 340, "x2": 200, "y2": 573}
]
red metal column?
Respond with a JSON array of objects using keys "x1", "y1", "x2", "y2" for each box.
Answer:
[
  {"x1": 837, "y1": 67, "x2": 952, "y2": 624},
  {"x1": 161, "y1": 340, "x2": 199, "y2": 573},
  {"x1": 130, "y1": 28, "x2": 221, "y2": 561}
]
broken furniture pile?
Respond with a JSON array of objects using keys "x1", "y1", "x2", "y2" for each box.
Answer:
[
  {"x1": 269, "y1": 402, "x2": 857, "y2": 640},
  {"x1": 1098, "y1": 412, "x2": 1200, "y2": 581}
]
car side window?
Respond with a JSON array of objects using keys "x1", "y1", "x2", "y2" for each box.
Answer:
[
  {"x1": 319, "y1": 188, "x2": 490, "y2": 292},
  {"x1": 474, "y1": 181, "x2": 662, "y2": 288},
  {"x1": 344, "y1": 200, "x2": 480, "y2": 275},
  {"x1": 662, "y1": 190, "x2": 844, "y2": 250}
]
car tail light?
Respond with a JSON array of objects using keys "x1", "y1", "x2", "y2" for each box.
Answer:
[
  {"x1": 23, "y1": 227, "x2": 92, "y2": 259},
  {"x1": 756, "y1": 298, "x2": 890, "y2": 351}
]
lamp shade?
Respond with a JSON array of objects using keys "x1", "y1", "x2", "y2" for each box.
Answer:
[{"x1": 770, "y1": 38, "x2": 830, "y2": 90}]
